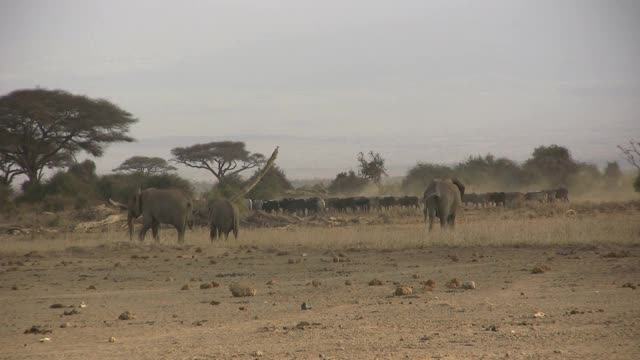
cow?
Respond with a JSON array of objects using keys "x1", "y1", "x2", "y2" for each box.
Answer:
[
  {"x1": 379, "y1": 196, "x2": 398, "y2": 210},
  {"x1": 262, "y1": 200, "x2": 280, "y2": 213},
  {"x1": 525, "y1": 191, "x2": 548, "y2": 202}
]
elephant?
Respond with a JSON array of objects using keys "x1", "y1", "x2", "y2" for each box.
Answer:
[
  {"x1": 525, "y1": 191, "x2": 548, "y2": 202},
  {"x1": 252, "y1": 199, "x2": 264, "y2": 211},
  {"x1": 208, "y1": 198, "x2": 239, "y2": 241},
  {"x1": 423, "y1": 178, "x2": 465, "y2": 231},
  {"x1": 120, "y1": 188, "x2": 192, "y2": 243}
]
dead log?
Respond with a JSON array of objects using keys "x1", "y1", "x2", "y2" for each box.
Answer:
[{"x1": 73, "y1": 214, "x2": 127, "y2": 232}]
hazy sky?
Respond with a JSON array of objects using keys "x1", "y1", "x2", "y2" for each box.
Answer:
[{"x1": 1, "y1": 0, "x2": 639, "y2": 176}]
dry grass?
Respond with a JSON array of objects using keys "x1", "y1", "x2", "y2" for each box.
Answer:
[{"x1": 1, "y1": 208, "x2": 638, "y2": 255}]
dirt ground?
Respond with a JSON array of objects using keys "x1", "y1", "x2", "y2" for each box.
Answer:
[{"x1": 1, "y1": 208, "x2": 639, "y2": 359}]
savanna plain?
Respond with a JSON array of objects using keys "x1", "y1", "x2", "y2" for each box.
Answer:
[{"x1": 1, "y1": 201, "x2": 639, "y2": 360}]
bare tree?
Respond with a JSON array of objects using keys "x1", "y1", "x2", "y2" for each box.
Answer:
[
  {"x1": 357, "y1": 151, "x2": 388, "y2": 186},
  {"x1": 113, "y1": 156, "x2": 176, "y2": 176},
  {"x1": 171, "y1": 141, "x2": 265, "y2": 181},
  {"x1": 618, "y1": 139, "x2": 640, "y2": 170}
]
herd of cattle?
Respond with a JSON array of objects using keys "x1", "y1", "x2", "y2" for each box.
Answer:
[
  {"x1": 243, "y1": 187, "x2": 568, "y2": 215},
  {"x1": 246, "y1": 196, "x2": 421, "y2": 215},
  {"x1": 462, "y1": 187, "x2": 569, "y2": 208}
]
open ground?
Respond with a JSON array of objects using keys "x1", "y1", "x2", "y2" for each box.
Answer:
[{"x1": 1, "y1": 202, "x2": 639, "y2": 359}]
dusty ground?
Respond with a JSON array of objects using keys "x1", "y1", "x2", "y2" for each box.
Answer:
[{"x1": 1, "y1": 207, "x2": 639, "y2": 359}]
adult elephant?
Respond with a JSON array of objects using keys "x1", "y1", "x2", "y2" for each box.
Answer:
[
  {"x1": 208, "y1": 198, "x2": 239, "y2": 241},
  {"x1": 423, "y1": 178, "x2": 465, "y2": 231},
  {"x1": 115, "y1": 188, "x2": 192, "y2": 243}
]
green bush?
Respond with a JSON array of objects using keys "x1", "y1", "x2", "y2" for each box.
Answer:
[
  {"x1": 246, "y1": 165, "x2": 293, "y2": 200},
  {"x1": 328, "y1": 170, "x2": 369, "y2": 195},
  {"x1": 98, "y1": 173, "x2": 194, "y2": 202},
  {"x1": 401, "y1": 163, "x2": 453, "y2": 195}
]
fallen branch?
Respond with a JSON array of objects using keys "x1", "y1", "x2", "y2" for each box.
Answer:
[{"x1": 73, "y1": 214, "x2": 127, "y2": 232}]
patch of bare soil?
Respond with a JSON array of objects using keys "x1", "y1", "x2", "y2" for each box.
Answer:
[{"x1": 0, "y1": 241, "x2": 639, "y2": 359}]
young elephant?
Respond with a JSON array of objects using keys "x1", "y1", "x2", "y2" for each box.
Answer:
[
  {"x1": 423, "y1": 178, "x2": 465, "y2": 231},
  {"x1": 126, "y1": 188, "x2": 192, "y2": 243},
  {"x1": 208, "y1": 199, "x2": 239, "y2": 241}
]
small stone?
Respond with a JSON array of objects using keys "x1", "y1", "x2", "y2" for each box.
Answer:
[
  {"x1": 311, "y1": 280, "x2": 321, "y2": 287},
  {"x1": 108, "y1": 336, "x2": 116, "y2": 343},
  {"x1": 195, "y1": 247, "x2": 202, "y2": 253},
  {"x1": 252, "y1": 350, "x2": 264, "y2": 357},
  {"x1": 368, "y1": 279, "x2": 383, "y2": 286},
  {"x1": 166, "y1": 277, "x2": 174, "y2": 282},
  {"x1": 446, "y1": 278, "x2": 461, "y2": 288},
  {"x1": 462, "y1": 281, "x2": 476, "y2": 290},
  {"x1": 229, "y1": 283, "x2": 257, "y2": 297},
  {"x1": 301, "y1": 302, "x2": 312, "y2": 310},
  {"x1": 181, "y1": 284, "x2": 190, "y2": 290},
  {"x1": 266, "y1": 279, "x2": 276, "y2": 285},
  {"x1": 60, "y1": 322, "x2": 71, "y2": 328},
  {"x1": 210, "y1": 300, "x2": 221, "y2": 305},
  {"x1": 39, "y1": 337, "x2": 51, "y2": 343},
  {"x1": 79, "y1": 302, "x2": 87, "y2": 308},
  {"x1": 118, "y1": 311, "x2": 135, "y2": 320},
  {"x1": 394, "y1": 286, "x2": 413, "y2": 296},
  {"x1": 11, "y1": 284, "x2": 18, "y2": 290},
  {"x1": 49, "y1": 303, "x2": 65, "y2": 309},
  {"x1": 87, "y1": 285, "x2": 96, "y2": 290},
  {"x1": 345, "y1": 280, "x2": 352, "y2": 286}
]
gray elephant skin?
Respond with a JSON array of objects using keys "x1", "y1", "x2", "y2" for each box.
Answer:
[
  {"x1": 423, "y1": 178, "x2": 465, "y2": 231},
  {"x1": 208, "y1": 198, "x2": 239, "y2": 241},
  {"x1": 128, "y1": 188, "x2": 192, "y2": 243}
]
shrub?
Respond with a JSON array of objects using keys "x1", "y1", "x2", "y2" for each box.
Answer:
[{"x1": 328, "y1": 170, "x2": 369, "y2": 195}]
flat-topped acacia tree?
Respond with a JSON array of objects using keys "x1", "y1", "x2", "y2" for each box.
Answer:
[
  {"x1": 171, "y1": 141, "x2": 265, "y2": 181},
  {"x1": 0, "y1": 88, "x2": 137, "y2": 186},
  {"x1": 113, "y1": 156, "x2": 177, "y2": 176}
]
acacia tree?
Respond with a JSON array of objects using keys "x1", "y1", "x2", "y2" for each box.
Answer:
[
  {"x1": 618, "y1": 139, "x2": 640, "y2": 192},
  {"x1": 357, "y1": 151, "x2": 388, "y2": 186},
  {"x1": 0, "y1": 89, "x2": 137, "y2": 186},
  {"x1": 171, "y1": 141, "x2": 265, "y2": 181},
  {"x1": 523, "y1": 145, "x2": 578, "y2": 187},
  {"x1": 0, "y1": 153, "x2": 21, "y2": 186},
  {"x1": 113, "y1": 156, "x2": 176, "y2": 176}
]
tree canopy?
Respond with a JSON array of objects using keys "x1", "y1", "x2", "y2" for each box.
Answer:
[
  {"x1": 401, "y1": 163, "x2": 454, "y2": 194},
  {"x1": 523, "y1": 145, "x2": 578, "y2": 187},
  {"x1": 246, "y1": 165, "x2": 293, "y2": 200},
  {"x1": 0, "y1": 88, "x2": 137, "y2": 185},
  {"x1": 171, "y1": 141, "x2": 265, "y2": 181},
  {"x1": 113, "y1": 156, "x2": 176, "y2": 175},
  {"x1": 357, "y1": 151, "x2": 387, "y2": 186},
  {"x1": 328, "y1": 170, "x2": 369, "y2": 195}
]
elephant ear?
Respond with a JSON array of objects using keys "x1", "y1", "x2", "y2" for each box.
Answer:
[{"x1": 452, "y1": 178, "x2": 465, "y2": 197}]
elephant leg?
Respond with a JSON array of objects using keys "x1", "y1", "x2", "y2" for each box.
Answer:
[
  {"x1": 177, "y1": 225, "x2": 185, "y2": 244},
  {"x1": 139, "y1": 216, "x2": 153, "y2": 242},
  {"x1": 224, "y1": 231, "x2": 229, "y2": 240},
  {"x1": 233, "y1": 227, "x2": 238, "y2": 239},
  {"x1": 151, "y1": 220, "x2": 160, "y2": 242},
  {"x1": 447, "y1": 214, "x2": 456, "y2": 229},
  {"x1": 209, "y1": 225, "x2": 217, "y2": 242},
  {"x1": 427, "y1": 208, "x2": 436, "y2": 231}
]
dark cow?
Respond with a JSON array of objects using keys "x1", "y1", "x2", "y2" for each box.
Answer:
[
  {"x1": 398, "y1": 196, "x2": 420, "y2": 209},
  {"x1": 488, "y1": 192, "x2": 506, "y2": 206},
  {"x1": 505, "y1": 192, "x2": 525, "y2": 207},
  {"x1": 525, "y1": 191, "x2": 548, "y2": 202},
  {"x1": 262, "y1": 200, "x2": 280, "y2": 213},
  {"x1": 379, "y1": 196, "x2": 398, "y2": 210},
  {"x1": 305, "y1": 197, "x2": 325, "y2": 214}
]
